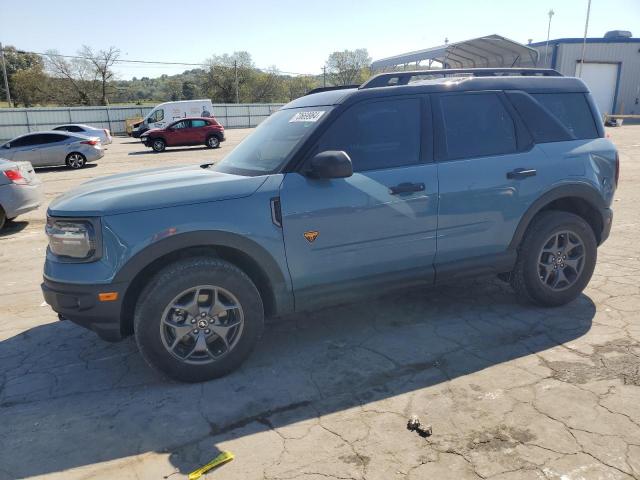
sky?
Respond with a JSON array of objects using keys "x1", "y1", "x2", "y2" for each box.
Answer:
[{"x1": 2, "y1": 0, "x2": 640, "y2": 79}]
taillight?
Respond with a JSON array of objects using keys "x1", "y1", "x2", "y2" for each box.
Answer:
[
  {"x1": 615, "y1": 151, "x2": 620, "y2": 186},
  {"x1": 81, "y1": 139, "x2": 99, "y2": 146},
  {"x1": 3, "y1": 168, "x2": 27, "y2": 185}
]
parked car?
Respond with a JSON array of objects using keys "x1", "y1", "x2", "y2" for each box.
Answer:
[
  {"x1": 0, "y1": 159, "x2": 42, "y2": 229},
  {"x1": 42, "y1": 68, "x2": 618, "y2": 382},
  {"x1": 53, "y1": 124, "x2": 112, "y2": 145},
  {"x1": 140, "y1": 117, "x2": 225, "y2": 152},
  {"x1": 132, "y1": 99, "x2": 214, "y2": 138},
  {"x1": 0, "y1": 132, "x2": 104, "y2": 169}
]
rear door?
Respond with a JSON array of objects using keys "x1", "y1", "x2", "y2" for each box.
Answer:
[
  {"x1": 280, "y1": 95, "x2": 439, "y2": 309},
  {"x1": 190, "y1": 119, "x2": 209, "y2": 144},
  {"x1": 34, "y1": 133, "x2": 71, "y2": 166},
  {"x1": 433, "y1": 91, "x2": 551, "y2": 276}
]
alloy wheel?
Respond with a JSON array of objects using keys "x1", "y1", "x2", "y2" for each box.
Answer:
[
  {"x1": 537, "y1": 230, "x2": 585, "y2": 291},
  {"x1": 160, "y1": 285, "x2": 244, "y2": 365},
  {"x1": 67, "y1": 153, "x2": 85, "y2": 169}
]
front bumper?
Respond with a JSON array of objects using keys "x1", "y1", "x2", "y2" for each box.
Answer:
[
  {"x1": 41, "y1": 278, "x2": 128, "y2": 342},
  {"x1": 0, "y1": 181, "x2": 43, "y2": 219}
]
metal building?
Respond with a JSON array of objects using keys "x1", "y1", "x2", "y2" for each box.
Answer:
[
  {"x1": 530, "y1": 31, "x2": 640, "y2": 116},
  {"x1": 371, "y1": 34, "x2": 539, "y2": 71}
]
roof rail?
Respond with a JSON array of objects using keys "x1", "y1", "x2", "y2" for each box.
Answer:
[
  {"x1": 306, "y1": 85, "x2": 360, "y2": 95},
  {"x1": 360, "y1": 68, "x2": 562, "y2": 89}
]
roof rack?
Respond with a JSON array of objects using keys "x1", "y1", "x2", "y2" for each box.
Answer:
[
  {"x1": 306, "y1": 85, "x2": 360, "y2": 95},
  {"x1": 360, "y1": 68, "x2": 562, "y2": 89}
]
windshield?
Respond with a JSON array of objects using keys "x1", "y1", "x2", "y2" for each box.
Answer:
[{"x1": 214, "y1": 106, "x2": 333, "y2": 176}]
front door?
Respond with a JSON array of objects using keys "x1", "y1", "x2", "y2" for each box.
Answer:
[
  {"x1": 4, "y1": 134, "x2": 43, "y2": 165},
  {"x1": 166, "y1": 120, "x2": 191, "y2": 146},
  {"x1": 280, "y1": 96, "x2": 439, "y2": 310}
]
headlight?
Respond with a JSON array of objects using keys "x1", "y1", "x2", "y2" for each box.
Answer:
[{"x1": 46, "y1": 218, "x2": 100, "y2": 260}]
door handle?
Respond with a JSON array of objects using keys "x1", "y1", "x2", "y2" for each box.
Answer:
[
  {"x1": 389, "y1": 182, "x2": 425, "y2": 195},
  {"x1": 507, "y1": 168, "x2": 537, "y2": 180}
]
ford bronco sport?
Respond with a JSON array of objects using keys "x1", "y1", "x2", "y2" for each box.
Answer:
[{"x1": 42, "y1": 68, "x2": 618, "y2": 382}]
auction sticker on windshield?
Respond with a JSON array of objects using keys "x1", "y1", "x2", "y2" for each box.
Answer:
[{"x1": 289, "y1": 111, "x2": 325, "y2": 123}]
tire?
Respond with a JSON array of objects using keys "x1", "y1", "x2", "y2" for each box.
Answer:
[
  {"x1": 65, "y1": 152, "x2": 86, "y2": 169},
  {"x1": 511, "y1": 211, "x2": 597, "y2": 307},
  {"x1": 134, "y1": 257, "x2": 264, "y2": 382},
  {"x1": 151, "y1": 138, "x2": 166, "y2": 152},
  {"x1": 0, "y1": 207, "x2": 6, "y2": 230},
  {"x1": 206, "y1": 136, "x2": 220, "y2": 149}
]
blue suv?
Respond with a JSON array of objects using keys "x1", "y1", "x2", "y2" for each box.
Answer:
[{"x1": 42, "y1": 69, "x2": 618, "y2": 382}]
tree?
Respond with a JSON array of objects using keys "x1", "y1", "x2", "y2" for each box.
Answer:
[
  {"x1": 182, "y1": 81, "x2": 198, "y2": 100},
  {"x1": 251, "y1": 67, "x2": 286, "y2": 102},
  {"x1": 44, "y1": 49, "x2": 95, "y2": 105},
  {"x1": 203, "y1": 51, "x2": 254, "y2": 103},
  {"x1": 12, "y1": 67, "x2": 48, "y2": 106},
  {"x1": 325, "y1": 49, "x2": 371, "y2": 86},
  {"x1": 79, "y1": 46, "x2": 120, "y2": 105},
  {"x1": 285, "y1": 75, "x2": 319, "y2": 101},
  {"x1": 0, "y1": 45, "x2": 44, "y2": 105}
]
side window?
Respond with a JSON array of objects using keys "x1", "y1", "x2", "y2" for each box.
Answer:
[
  {"x1": 38, "y1": 134, "x2": 67, "y2": 144},
  {"x1": 9, "y1": 135, "x2": 36, "y2": 147},
  {"x1": 149, "y1": 109, "x2": 165, "y2": 123},
  {"x1": 531, "y1": 93, "x2": 598, "y2": 140},
  {"x1": 70, "y1": 126, "x2": 84, "y2": 133},
  {"x1": 191, "y1": 120, "x2": 208, "y2": 128},
  {"x1": 440, "y1": 93, "x2": 516, "y2": 160},
  {"x1": 171, "y1": 120, "x2": 189, "y2": 129},
  {"x1": 315, "y1": 97, "x2": 421, "y2": 171}
]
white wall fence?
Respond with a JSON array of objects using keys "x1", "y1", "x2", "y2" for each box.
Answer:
[{"x1": 0, "y1": 103, "x2": 284, "y2": 140}]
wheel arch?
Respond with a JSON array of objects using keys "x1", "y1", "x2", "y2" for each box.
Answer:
[
  {"x1": 116, "y1": 231, "x2": 292, "y2": 337},
  {"x1": 509, "y1": 184, "x2": 607, "y2": 251}
]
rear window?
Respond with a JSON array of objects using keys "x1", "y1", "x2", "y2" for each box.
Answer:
[
  {"x1": 440, "y1": 93, "x2": 516, "y2": 160},
  {"x1": 531, "y1": 93, "x2": 598, "y2": 140}
]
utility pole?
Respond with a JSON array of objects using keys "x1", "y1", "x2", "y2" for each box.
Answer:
[
  {"x1": 543, "y1": 9, "x2": 555, "y2": 66},
  {"x1": 0, "y1": 43, "x2": 12, "y2": 107},
  {"x1": 577, "y1": 0, "x2": 592, "y2": 77},
  {"x1": 234, "y1": 60, "x2": 239, "y2": 104},
  {"x1": 322, "y1": 66, "x2": 326, "y2": 87}
]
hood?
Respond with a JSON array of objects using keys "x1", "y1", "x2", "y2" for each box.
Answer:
[{"x1": 48, "y1": 164, "x2": 268, "y2": 217}]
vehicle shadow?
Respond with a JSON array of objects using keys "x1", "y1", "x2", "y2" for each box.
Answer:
[
  {"x1": 35, "y1": 163, "x2": 99, "y2": 174},
  {"x1": 128, "y1": 146, "x2": 210, "y2": 155},
  {"x1": 0, "y1": 220, "x2": 28, "y2": 237},
  {"x1": 0, "y1": 278, "x2": 595, "y2": 478}
]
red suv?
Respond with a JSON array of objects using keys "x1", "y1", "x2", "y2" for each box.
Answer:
[{"x1": 141, "y1": 117, "x2": 225, "y2": 152}]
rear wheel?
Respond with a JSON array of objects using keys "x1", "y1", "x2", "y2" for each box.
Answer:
[
  {"x1": 152, "y1": 138, "x2": 166, "y2": 152},
  {"x1": 65, "y1": 152, "x2": 86, "y2": 169},
  {"x1": 206, "y1": 136, "x2": 220, "y2": 149},
  {"x1": 511, "y1": 211, "x2": 597, "y2": 307},
  {"x1": 134, "y1": 257, "x2": 264, "y2": 382},
  {"x1": 0, "y1": 206, "x2": 6, "y2": 230}
]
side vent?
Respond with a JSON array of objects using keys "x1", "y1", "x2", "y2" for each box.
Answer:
[{"x1": 270, "y1": 197, "x2": 282, "y2": 227}]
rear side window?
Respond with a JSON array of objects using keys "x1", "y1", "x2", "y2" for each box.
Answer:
[
  {"x1": 191, "y1": 120, "x2": 208, "y2": 127},
  {"x1": 531, "y1": 93, "x2": 598, "y2": 139},
  {"x1": 440, "y1": 93, "x2": 516, "y2": 160},
  {"x1": 38, "y1": 134, "x2": 67, "y2": 144},
  {"x1": 315, "y1": 97, "x2": 421, "y2": 171}
]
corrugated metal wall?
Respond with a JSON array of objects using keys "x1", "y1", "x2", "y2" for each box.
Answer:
[
  {"x1": 534, "y1": 41, "x2": 640, "y2": 115},
  {"x1": 0, "y1": 103, "x2": 284, "y2": 141}
]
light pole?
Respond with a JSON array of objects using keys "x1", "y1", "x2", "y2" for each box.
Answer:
[
  {"x1": 544, "y1": 9, "x2": 555, "y2": 66},
  {"x1": 578, "y1": 0, "x2": 592, "y2": 77}
]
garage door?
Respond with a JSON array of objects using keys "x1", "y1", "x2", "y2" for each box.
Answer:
[{"x1": 575, "y1": 62, "x2": 618, "y2": 115}]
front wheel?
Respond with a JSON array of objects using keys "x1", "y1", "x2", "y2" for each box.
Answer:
[
  {"x1": 65, "y1": 152, "x2": 86, "y2": 169},
  {"x1": 511, "y1": 211, "x2": 597, "y2": 307},
  {"x1": 134, "y1": 257, "x2": 264, "y2": 382},
  {"x1": 206, "y1": 136, "x2": 220, "y2": 149},
  {"x1": 151, "y1": 138, "x2": 166, "y2": 152}
]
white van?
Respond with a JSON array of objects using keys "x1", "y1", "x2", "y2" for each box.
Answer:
[{"x1": 132, "y1": 99, "x2": 214, "y2": 137}]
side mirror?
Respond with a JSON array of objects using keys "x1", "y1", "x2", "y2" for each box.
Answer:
[{"x1": 306, "y1": 151, "x2": 353, "y2": 179}]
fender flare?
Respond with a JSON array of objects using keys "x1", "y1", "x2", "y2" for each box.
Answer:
[
  {"x1": 508, "y1": 183, "x2": 606, "y2": 251},
  {"x1": 114, "y1": 230, "x2": 293, "y2": 315}
]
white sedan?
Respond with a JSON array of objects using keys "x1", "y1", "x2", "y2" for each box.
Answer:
[{"x1": 53, "y1": 124, "x2": 112, "y2": 145}]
